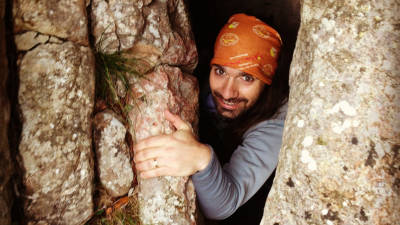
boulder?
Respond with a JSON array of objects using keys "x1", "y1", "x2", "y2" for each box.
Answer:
[
  {"x1": 91, "y1": 0, "x2": 197, "y2": 71},
  {"x1": 13, "y1": 0, "x2": 89, "y2": 45},
  {"x1": 18, "y1": 42, "x2": 95, "y2": 225},
  {"x1": 261, "y1": 1, "x2": 400, "y2": 224},
  {"x1": 128, "y1": 65, "x2": 198, "y2": 225},
  {"x1": 93, "y1": 110, "x2": 134, "y2": 197}
]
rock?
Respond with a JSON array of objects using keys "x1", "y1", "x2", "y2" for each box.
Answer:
[
  {"x1": 0, "y1": 1, "x2": 13, "y2": 224},
  {"x1": 93, "y1": 110, "x2": 133, "y2": 197},
  {"x1": 13, "y1": 0, "x2": 89, "y2": 45},
  {"x1": 91, "y1": 0, "x2": 197, "y2": 71},
  {"x1": 261, "y1": 0, "x2": 400, "y2": 224},
  {"x1": 18, "y1": 42, "x2": 95, "y2": 225},
  {"x1": 91, "y1": 0, "x2": 144, "y2": 53},
  {"x1": 140, "y1": 0, "x2": 197, "y2": 71},
  {"x1": 128, "y1": 65, "x2": 198, "y2": 225},
  {"x1": 14, "y1": 31, "x2": 49, "y2": 51}
]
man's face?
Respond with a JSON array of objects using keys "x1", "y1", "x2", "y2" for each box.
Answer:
[{"x1": 209, "y1": 64, "x2": 266, "y2": 119}]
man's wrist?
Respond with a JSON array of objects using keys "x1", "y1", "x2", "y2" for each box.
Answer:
[{"x1": 197, "y1": 144, "x2": 212, "y2": 172}]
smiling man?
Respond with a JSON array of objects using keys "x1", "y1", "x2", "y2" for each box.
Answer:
[
  {"x1": 134, "y1": 13, "x2": 289, "y2": 225},
  {"x1": 209, "y1": 64, "x2": 264, "y2": 119}
]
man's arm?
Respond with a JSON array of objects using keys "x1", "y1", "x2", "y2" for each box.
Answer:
[{"x1": 192, "y1": 119, "x2": 284, "y2": 219}]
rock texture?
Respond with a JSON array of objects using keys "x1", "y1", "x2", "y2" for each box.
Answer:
[
  {"x1": 261, "y1": 1, "x2": 400, "y2": 225},
  {"x1": 0, "y1": 1, "x2": 13, "y2": 224},
  {"x1": 14, "y1": 0, "x2": 95, "y2": 223},
  {"x1": 91, "y1": 0, "x2": 197, "y2": 71},
  {"x1": 93, "y1": 110, "x2": 133, "y2": 197},
  {"x1": 128, "y1": 65, "x2": 198, "y2": 225},
  {"x1": 92, "y1": 0, "x2": 199, "y2": 223},
  {"x1": 13, "y1": 0, "x2": 89, "y2": 46},
  {"x1": 17, "y1": 42, "x2": 95, "y2": 224}
]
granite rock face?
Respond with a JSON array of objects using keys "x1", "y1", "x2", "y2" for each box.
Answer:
[
  {"x1": 91, "y1": 0, "x2": 197, "y2": 71},
  {"x1": 0, "y1": 1, "x2": 13, "y2": 224},
  {"x1": 93, "y1": 110, "x2": 133, "y2": 197},
  {"x1": 128, "y1": 65, "x2": 198, "y2": 225},
  {"x1": 261, "y1": 0, "x2": 400, "y2": 224},
  {"x1": 17, "y1": 42, "x2": 95, "y2": 225},
  {"x1": 13, "y1": 0, "x2": 89, "y2": 45}
]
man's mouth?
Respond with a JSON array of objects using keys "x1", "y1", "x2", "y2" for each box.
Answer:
[
  {"x1": 213, "y1": 92, "x2": 247, "y2": 111},
  {"x1": 218, "y1": 98, "x2": 240, "y2": 110},
  {"x1": 223, "y1": 99, "x2": 238, "y2": 105}
]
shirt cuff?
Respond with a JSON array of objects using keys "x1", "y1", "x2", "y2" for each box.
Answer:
[{"x1": 193, "y1": 145, "x2": 215, "y2": 178}]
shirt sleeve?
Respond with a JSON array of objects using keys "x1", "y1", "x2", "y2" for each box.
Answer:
[{"x1": 191, "y1": 119, "x2": 284, "y2": 220}]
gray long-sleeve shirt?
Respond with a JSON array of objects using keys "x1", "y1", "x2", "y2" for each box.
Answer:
[{"x1": 192, "y1": 104, "x2": 286, "y2": 220}]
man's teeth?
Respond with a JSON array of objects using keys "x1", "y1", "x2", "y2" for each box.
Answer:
[{"x1": 223, "y1": 100, "x2": 236, "y2": 105}]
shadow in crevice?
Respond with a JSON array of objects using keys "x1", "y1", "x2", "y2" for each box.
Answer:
[{"x1": 5, "y1": 0, "x2": 25, "y2": 224}]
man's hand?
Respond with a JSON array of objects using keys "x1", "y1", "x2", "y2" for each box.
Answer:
[{"x1": 134, "y1": 109, "x2": 211, "y2": 179}]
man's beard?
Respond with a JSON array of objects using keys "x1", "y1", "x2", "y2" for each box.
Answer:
[{"x1": 212, "y1": 91, "x2": 248, "y2": 120}]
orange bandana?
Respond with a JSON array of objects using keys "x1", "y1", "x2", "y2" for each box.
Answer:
[{"x1": 210, "y1": 13, "x2": 282, "y2": 85}]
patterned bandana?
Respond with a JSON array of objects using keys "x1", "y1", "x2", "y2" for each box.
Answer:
[{"x1": 210, "y1": 13, "x2": 282, "y2": 85}]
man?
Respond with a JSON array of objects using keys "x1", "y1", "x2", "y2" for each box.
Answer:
[{"x1": 134, "y1": 13, "x2": 289, "y2": 224}]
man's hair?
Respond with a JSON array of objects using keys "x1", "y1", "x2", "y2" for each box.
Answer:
[{"x1": 230, "y1": 45, "x2": 291, "y2": 138}]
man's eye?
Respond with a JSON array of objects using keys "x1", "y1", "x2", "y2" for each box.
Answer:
[
  {"x1": 215, "y1": 67, "x2": 224, "y2": 75},
  {"x1": 242, "y1": 74, "x2": 254, "y2": 82}
]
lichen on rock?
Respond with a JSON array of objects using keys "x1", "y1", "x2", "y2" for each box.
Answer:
[
  {"x1": 13, "y1": 0, "x2": 89, "y2": 45},
  {"x1": 91, "y1": 0, "x2": 198, "y2": 71},
  {"x1": 93, "y1": 110, "x2": 134, "y2": 197},
  {"x1": 18, "y1": 42, "x2": 95, "y2": 225},
  {"x1": 128, "y1": 65, "x2": 198, "y2": 225},
  {"x1": 261, "y1": 1, "x2": 400, "y2": 224}
]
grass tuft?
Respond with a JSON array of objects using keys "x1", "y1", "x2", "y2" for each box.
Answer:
[
  {"x1": 90, "y1": 30, "x2": 151, "y2": 225},
  {"x1": 94, "y1": 32, "x2": 152, "y2": 127},
  {"x1": 85, "y1": 192, "x2": 141, "y2": 225}
]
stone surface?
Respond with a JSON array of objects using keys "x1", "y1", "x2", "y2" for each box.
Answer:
[
  {"x1": 261, "y1": 1, "x2": 400, "y2": 225},
  {"x1": 18, "y1": 42, "x2": 95, "y2": 225},
  {"x1": 0, "y1": 1, "x2": 13, "y2": 224},
  {"x1": 91, "y1": 0, "x2": 144, "y2": 53},
  {"x1": 14, "y1": 31, "x2": 49, "y2": 51},
  {"x1": 93, "y1": 110, "x2": 133, "y2": 197},
  {"x1": 128, "y1": 65, "x2": 198, "y2": 225},
  {"x1": 91, "y1": 0, "x2": 197, "y2": 71},
  {"x1": 13, "y1": 0, "x2": 89, "y2": 45}
]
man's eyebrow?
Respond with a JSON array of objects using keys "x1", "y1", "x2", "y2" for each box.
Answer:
[
  {"x1": 212, "y1": 64, "x2": 253, "y2": 78},
  {"x1": 211, "y1": 64, "x2": 223, "y2": 69},
  {"x1": 238, "y1": 71, "x2": 252, "y2": 77}
]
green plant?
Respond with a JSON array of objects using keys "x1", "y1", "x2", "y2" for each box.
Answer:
[{"x1": 94, "y1": 32, "x2": 151, "y2": 126}]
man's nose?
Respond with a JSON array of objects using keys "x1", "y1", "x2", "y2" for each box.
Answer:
[{"x1": 220, "y1": 78, "x2": 238, "y2": 99}]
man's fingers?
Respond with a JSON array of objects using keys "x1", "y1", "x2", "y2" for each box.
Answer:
[
  {"x1": 135, "y1": 157, "x2": 164, "y2": 171},
  {"x1": 134, "y1": 135, "x2": 170, "y2": 153},
  {"x1": 164, "y1": 109, "x2": 192, "y2": 131},
  {"x1": 134, "y1": 147, "x2": 165, "y2": 163},
  {"x1": 137, "y1": 157, "x2": 171, "y2": 179}
]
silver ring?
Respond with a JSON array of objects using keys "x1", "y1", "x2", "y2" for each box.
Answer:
[{"x1": 152, "y1": 159, "x2": 158, "y2": 168}]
